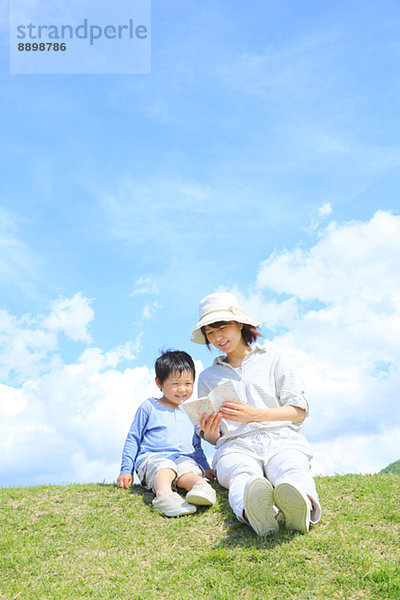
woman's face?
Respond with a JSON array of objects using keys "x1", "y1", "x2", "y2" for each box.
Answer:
[{"x1": 204, "y1": 321, "x2": 244, "y2": 354}]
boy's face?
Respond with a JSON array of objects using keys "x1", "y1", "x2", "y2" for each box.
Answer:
[{"x1": 156, "y1": 370, "x2": 194, "y2": 407}]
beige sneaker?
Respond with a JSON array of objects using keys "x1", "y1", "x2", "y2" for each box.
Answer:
[
  {"x1": 152, "y1": 492, "x2": 196, "y2": 517},
  {"x1": 243, "y1": 476, "x2": 279, "y2": 536},
  {"x1": 274, "y1": 482, "x2": 311, "y2": 533},
  {"x1": 185, "y1": 481, "x2": 216, "y2": 506}
]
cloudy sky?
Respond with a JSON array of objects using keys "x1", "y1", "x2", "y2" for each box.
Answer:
[{"x1": 1, "y1": 0, "x2": 399, "y2": 487}]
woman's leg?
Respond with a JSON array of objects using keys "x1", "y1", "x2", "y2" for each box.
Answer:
[
  {"x1": 216, "y1": 452, "x2": 264, "y2": 521},
  {"x1": 265, "y1": 449, "x2": 321, "y2": 524}
]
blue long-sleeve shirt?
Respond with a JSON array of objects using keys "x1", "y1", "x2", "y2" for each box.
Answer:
[{"x1": 119, "y1": 397, "x2": 210, "y2": 475}]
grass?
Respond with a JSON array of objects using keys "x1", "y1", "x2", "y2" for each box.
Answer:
[{"x1": 0, "y1": 474, "x2": 399, "y2": 599}]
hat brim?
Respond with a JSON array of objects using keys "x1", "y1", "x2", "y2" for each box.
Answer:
[{"x1": 191, "y1": 311, "x2": 260, "y2": 345}]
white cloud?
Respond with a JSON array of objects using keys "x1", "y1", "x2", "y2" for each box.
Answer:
[
  {"x1": 245, "y1": 210, "x2": 400, "y2": 474},
  {"x1": 257, "y1": 210, "x2": 400, "y2": 305},
  {"x1": 0, "y1": 308, "x2": 59, "y2": 382},
  {"x1": 309, "y1": 202, "x2": 334, "y2": 230},
  {"x1": 142, "y1": 301, "x2": 160, "y2": 321},
  {"x1": 130, "y1": 275, "x2": 159, "y2": 297},
  {"x1": 0, "y1": 207, "x2": 40, "y2": 290},
  {"x1": 318, "y1": 202, "x2": 333, "y2": 218},
  {"x1": 310, "y1": 428, "x2": 400, "y2": 476},
  {"x1": 0, "y1": 383, "x2": 27, "y2": 416},
  {"x1": 0, "y1": 293, "x2": 137, "y2": 486},
  {"x1": 0, "y1": 307, "x2": 154, "y2": 487},
  {"x1": 0, "y1": 293, "x2": 97, "y2": 384},
  {"x1": 43, "y1": 292, "x2": 94, "y2": 343}
]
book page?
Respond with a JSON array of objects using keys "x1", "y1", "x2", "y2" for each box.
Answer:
[{"x1": 209, "y1": 379, "x2": 241, "y2": 409}]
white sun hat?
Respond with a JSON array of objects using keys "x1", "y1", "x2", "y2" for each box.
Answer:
[{"x1": 191, "y1": 292, "x2": 260, "y2": 345}]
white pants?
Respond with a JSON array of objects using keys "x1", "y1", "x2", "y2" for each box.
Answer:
[{"x1": 216, "y1": 448, "x2": 321, "y2": 524}]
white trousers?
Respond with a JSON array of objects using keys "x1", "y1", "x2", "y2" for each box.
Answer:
[{"x1": 216, "y1": 448, "x2": 321, "y2": 524}]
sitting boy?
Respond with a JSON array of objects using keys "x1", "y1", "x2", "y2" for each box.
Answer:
[{"x1": 117, "y1": 350, "x2": 216, "y2": 517}]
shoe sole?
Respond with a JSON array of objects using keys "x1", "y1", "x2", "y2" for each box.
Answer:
[
  {"x1": 274, "y1": 483, "x2": 309, "y2": 533},
  {"x1": 185, "y1": 491, "x2": 215, "y2": 506},
  {"x1": 185, "y1": 493, "x2": 215, "y2": 506},
  {"x1": 243, "y1": 477, "x2": 279, "y2": 536},
  {"x1": 153, "y1": 504, "x2": 196, "y2": 517}
]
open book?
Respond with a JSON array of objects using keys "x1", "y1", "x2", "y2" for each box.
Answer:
[{"x1": 181, "y1": 380, "x2": 240, "y2": 425}]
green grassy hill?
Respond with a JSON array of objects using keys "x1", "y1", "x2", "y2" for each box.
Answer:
[
  {"x1": 380, "y1": 460, "x2": 400, "y2": 475},
  {"x1": 1, "y1": 474, "x2": 399, "y2": 600}
]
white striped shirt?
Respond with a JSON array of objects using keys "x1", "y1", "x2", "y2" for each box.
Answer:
[{"x1": 198, "y1": 342, "x2": 310, "y2": 445}]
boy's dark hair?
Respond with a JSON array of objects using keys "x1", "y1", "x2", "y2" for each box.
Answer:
[
  {"x1": 201, "y1": 321, "x2": 262, "y2": 350},
  {"x1": 155, "y1": 350, "x2": 196, "y2": 384}
]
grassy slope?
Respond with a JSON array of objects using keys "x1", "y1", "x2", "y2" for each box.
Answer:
[
  {"x1": 380, "y1": 460, "x2": 400, "y2": 475},
  {"x1": 1, "y1": 474, "x2": 399, "y2": 600}
]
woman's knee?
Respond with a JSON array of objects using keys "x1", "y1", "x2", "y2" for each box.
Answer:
[{"x1": 216, "y1": 456, "x2": 262, "y2": 489}]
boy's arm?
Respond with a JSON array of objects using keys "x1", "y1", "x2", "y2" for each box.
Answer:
[
  {"x1": 118, "y1": 402, "x2": 149, "y2": 480},
  {"x1": 191, "y1": 430, "x2": 211, "y2": 472}
]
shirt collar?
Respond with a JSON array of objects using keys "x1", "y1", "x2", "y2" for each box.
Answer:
[{"x1": 213, "y1": 343, "x2": 268, "y2": 365}]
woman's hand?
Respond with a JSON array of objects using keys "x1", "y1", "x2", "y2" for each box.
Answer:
[
  {"x1": 204, "y1": 468, "x2": 217, "y2": 483},
  {"x1": 219, "y1": 400, "x2": 257, "y2": 423},
  {"x1": 200, "y1": 411, "x2": 221, "y2": 445},
  {"x1": 220, "y1": 402, "x2": 306, "y2": 424}
]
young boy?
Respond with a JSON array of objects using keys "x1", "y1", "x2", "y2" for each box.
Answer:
[{"x1": 117, "y1": 350, "x2": 216, "y2": 517}]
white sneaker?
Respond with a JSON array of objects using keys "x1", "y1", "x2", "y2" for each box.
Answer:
[
  {"x1": 243, "y1": 476, "x2": 279, "y2": 536},
  {"x1": 152, "y1": 492, "x2": 196, "y2": 517},
  {"x1": 185, "y1": 481, "x2": 216, "y2": 506},
  {"x1": 274, "y1": 482, "x2": 311, "y2": 533}
]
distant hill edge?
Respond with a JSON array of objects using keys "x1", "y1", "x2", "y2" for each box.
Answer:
[{"x1": 380, "y1": 459, "x2": 400, "y2": 474}]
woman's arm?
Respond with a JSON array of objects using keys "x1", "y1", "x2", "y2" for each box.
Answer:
[{"x1": 219, "y1": 401, "x2": 306, "y2": 424}]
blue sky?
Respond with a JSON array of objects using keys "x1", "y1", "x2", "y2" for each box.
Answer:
[{"x1": 1, "y1": 0, "x2": 400, "y2": 487}]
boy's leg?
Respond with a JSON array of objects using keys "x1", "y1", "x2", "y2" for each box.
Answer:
[
  {"x1": 265, "y1": 449, "x2": 321, "y2": 531},
  {"x1": 175, "y1": 459, "x2": 216, "y2": 506},
  {"x1": 141, "y1": 456, "x2": 196, "y2": 517},
  {"x1": 176, "y1": 470, "x2": 204, "y2": 491},
  {"x1": 178, "y1": 472, "x2": 216, "y2": 506},
  {"x1": 152, "y1": 467, "x2": 177, "y2": 499}
]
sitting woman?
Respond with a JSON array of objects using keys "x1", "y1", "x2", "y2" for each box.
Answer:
[{"x1": 191, "y1": 291, "x2": 321, "y2": 535}]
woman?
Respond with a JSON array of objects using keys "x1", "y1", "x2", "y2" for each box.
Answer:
[{"x1": 191, "y1": 291, "x2": 321, "y2": 535}]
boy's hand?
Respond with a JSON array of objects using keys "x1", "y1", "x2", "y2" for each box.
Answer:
[{"x1": 117, "y1": 473, "x2": 133, "y2": 489}]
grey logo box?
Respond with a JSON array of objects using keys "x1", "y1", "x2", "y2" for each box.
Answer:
[{"x1": 10, "y1": 0, "x2": 151, "y2": 75}]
